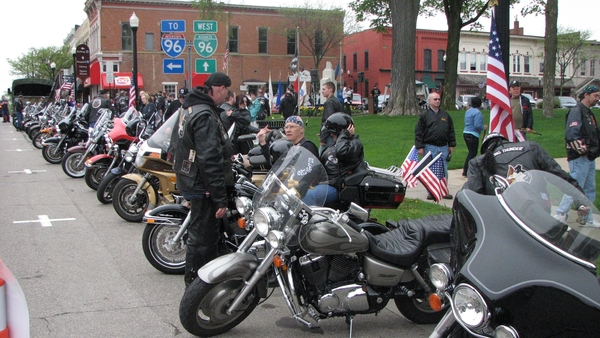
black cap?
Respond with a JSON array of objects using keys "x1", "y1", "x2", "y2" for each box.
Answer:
[
  {"x1": 179, "y1": 87, "x2": 189, "y2": 97},
  {"x1": 204, "y1": 72, "x2": 232, "y2": 87},
  {"x1": 99, "y1": 89, "x2": 109, "y2": 95},
  {"x1": 509, "y1": 80, "x2": 520, "y2": 88}
]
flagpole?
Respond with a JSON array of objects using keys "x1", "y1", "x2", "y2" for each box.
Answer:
[
  {"x1": 339, "y1": 42, "x2": 342, "y2": 86},
  {"x1": 225, "y1": 16, "x2": 229, "y2": 76}
]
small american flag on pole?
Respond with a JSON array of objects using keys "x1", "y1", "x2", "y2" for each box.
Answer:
[
  {"x1": 486, "y1": 10, "x2": 514, "y2": 142},
  {"x1": 129, "y1": 75, "x2": 136, "y2": 109},
  {"x1": 400, "y1": 146, "x2": 419, "y2": 188},
  {"x1": 416, "y1": 154, "x2": 448, "y2": 203},
  {"x1": 223, "y1": 41, "x2": 229, "y2": 71}
]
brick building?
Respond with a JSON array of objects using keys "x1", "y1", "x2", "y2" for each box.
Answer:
[{"x1": 78, "y1": 0, "x2": 340, "y2": 99}]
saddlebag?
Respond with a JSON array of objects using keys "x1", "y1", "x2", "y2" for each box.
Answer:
[{"x1": 339, "y1": 169, "x2": 406, "y2": 209}]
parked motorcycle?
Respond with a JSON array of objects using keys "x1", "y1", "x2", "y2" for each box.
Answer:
[
  {"x1": 179, "y1": 146, "x2": 452, "y2": 336},
  {"x1": 428, "y1": 170, "x2": 600, "y2": 338},
  {"x1": 41, "y1": 104, "x2": 89, "y2": 164}
]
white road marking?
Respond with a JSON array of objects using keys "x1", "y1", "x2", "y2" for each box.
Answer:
[
  {"x1": 5, "y1": 149, "x2": 32, "y2": 152},
  {"x1": 13, "y1": 215, "x2": 76, "y2": 227},
  {"x1": 8, "y1": 169, "x2": 47, "y2": 174}
]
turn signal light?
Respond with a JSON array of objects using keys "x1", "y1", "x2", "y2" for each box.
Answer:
[
  {"x1": 237, "y1": 218, "x2": 246, "y2": 229},
  {"x1": 273, "y1": 256, "x2": 284, "y2": 268},
  {"x1": 429, "y1": 293, "x2": 443, "y2": 312}
]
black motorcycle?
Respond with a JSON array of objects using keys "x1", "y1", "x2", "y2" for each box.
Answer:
[
  {"x1": 428, "y1": 170, "x2": 600, "y2": 338},
  {"x1": 41, "y1": 104, "x2": 89, "y2": 164}
]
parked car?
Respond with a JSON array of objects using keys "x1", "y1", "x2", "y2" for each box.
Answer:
[
  {"x1": 377, "y1": 94, "x2": 390, "y2": 110},
  {"x1": 456, "y1": 94, "x2": 476, "y2": 110},
  {"x1": 557, "y1": 96, "x2": 577, "y2": 109},
  {"x1": 521, "y1": 93, "x2": 537, "y2": 109},
  {"x1": 351, "y1": 93, "x2": 362, "y2": 107}
]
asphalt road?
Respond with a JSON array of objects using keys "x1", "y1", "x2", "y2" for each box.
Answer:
[{"x1": 0, "y1": 121, "x2": 436, "y2": 338}]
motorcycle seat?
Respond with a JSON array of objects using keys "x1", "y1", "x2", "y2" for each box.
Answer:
[{"x1": 366, "y1": 214, "x2": 452, "y2": 267}]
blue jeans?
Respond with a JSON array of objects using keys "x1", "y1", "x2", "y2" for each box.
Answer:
[
  {"x1": 14, "y1": 111, "x2": 23, "y2": 130},
  {"x1": 303, "y1": 184, "x2": 338, "y2": 206},
  {"x1": 556, "y1": 156, "x2": 596, "y2": 221},
  {"x1": 424, "y1": 144, "x2": 449, "y2": 179}
]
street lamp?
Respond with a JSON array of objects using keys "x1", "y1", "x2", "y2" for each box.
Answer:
[
  {"x1": 130, "y1": 12, "x2": 139, "y2": 109},
  {"x1": 50, "y1": 62, "x2": 56, "y2": 80}
]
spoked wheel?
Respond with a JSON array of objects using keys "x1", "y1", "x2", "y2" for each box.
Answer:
[
  {"x1": 179, "y1": 278, "x2": 259, "y2": 337},
  {"x1": 32, "y1": 131, "x2": 48, "y2": 149},
  {"x1": 97, "y1": 172, "x2": 120, "y2": 204},
  {"x1": 112, "y1": 178, "x2": 152, "y2": 222},
  {"x1": 42, "y1": 144, "x2": 65, "y2": 164},
  {"x1": 61, "y1": 151, "x2": 87, "y2": 178},
  {"x1": 142, "y1": 212, "x2": 187, "y2": 274},
  {"x1": 84, "y1": 165, "x2": 109, "y2": 190}
]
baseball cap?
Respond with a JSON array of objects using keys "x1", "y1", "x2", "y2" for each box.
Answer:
[
  {"x1": 204, "y1": 72, "x2": 232, "y2": 87},
  {"x1": 509, "y1": 80, "x2": 520, "y2": 88},
  {"x1": 179, "y1": 87, "x2": 189, "y2": 97}
]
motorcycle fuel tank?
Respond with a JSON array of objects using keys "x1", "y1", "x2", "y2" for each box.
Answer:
[{"x1": 299, "y1": 216, "x2": 369, "y2": 255}]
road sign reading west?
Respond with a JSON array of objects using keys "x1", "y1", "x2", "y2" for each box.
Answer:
[
  {"x1": 161, "y1": 33, "x2": 186, "y2": 58},
  {"x1": 193, "y1": 20, "x2": 218, "y2": 33},
  {"x1": 161, "y1": 20, "x2": 186, "y2": 33},
  {"x1": 163, "y1": 59, "x2": 185, "y2": 74},
  {"x1": 193, "y1": 34, "x2": 218, "y2": 58},
  {"x1": 195, "y1": 59, "x2": 217, "y2": 74}
]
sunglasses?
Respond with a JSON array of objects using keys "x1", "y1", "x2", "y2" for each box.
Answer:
[{"x1": 431, "y1": 98, "x2": 441, "y2": 101}]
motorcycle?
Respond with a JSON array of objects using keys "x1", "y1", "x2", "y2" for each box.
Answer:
[
  {"x1": 179, "y1": 146, "x2": 452, "y2": 337},
  {"x1": 428, "y1": 170, "x2": 600, "y2": 338},
  {"x1": 84, "y1": 108, "x2": 139, "y2": 189},
  {"x1": 41, "y1": 104, "x2": 89, "y2": 164}
]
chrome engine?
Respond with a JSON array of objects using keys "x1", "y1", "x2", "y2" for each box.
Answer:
[{"x1": 317, "y1": 284, "x2": 369, "y2": 313}]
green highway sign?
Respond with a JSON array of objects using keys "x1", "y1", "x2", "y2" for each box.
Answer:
[
  {"x1": 195, "y1": 59, "x2": 217, "y2": 74},
  {"x1": 193, "y1": 34, "x2": 218, "y2": 58},
  {"x1": 193, "y1": 20, "x2": 218, "y2": 33}
]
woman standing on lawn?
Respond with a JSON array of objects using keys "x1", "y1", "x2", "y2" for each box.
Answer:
[{"x1": 462, "y1": 96, "x2": 485, "y2": 177}]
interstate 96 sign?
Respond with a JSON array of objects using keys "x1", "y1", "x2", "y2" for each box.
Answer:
[
  {"x1": 161, "y1": 33, "x2": 186, "y2": 58},
  {"x1": 193, "y1": 34, "x2": 218, "y2": 58}
]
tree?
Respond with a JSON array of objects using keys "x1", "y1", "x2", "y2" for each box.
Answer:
[
  {"x1": 556, "y1": 28, "x2": 591, "y2": 96},
  {"x1": 8, "y1": 45, "x2": 73, "y2": 80}
]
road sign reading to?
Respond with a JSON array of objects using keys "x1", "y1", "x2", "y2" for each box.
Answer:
[
  {"x1": 161, "y1": 33, "x2": 186, "y2": 58},
  {"x1": 75, "y1": 44, "x2": 90, "y2": 80},
  {"x1": 193, "y1": 34, "x2": 218, "y2": 58},
  {"x1": 193, "y1": 20, "x2": 218, "y2": 33},
  {"x1": 161, "y1": 20, "x2": 186, "y2": 33},
  {"x1": 195, "y1": 59, "x2": 217, "y2": 74},
  {"x1": 164, "y1": 59, "x2": 185, "y2": 74}
]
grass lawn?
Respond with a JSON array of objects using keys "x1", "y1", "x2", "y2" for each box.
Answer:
[{"x1": 265, "y1": 108, "x2": 595, "y2": 221}]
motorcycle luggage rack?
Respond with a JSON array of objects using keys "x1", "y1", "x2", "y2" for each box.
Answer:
[{"x1": 365, "y1": 163, "x2": 403, "y2": 181}]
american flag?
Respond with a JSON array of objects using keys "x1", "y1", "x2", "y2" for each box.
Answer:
[
  {"x1": 129, "y1": 75, "x2": 136, "y2": 109},
  {"x1": 223, "y1": 41, "x2": 229, "y2": 71},
  {"x1": 400, "y1": 146, "x2": 419, "y2": 188},
  {"x1": 60, "y1": 80, "x2": 73, "y2": 91},
  {"x1": 486, "y1": 11, "x2": 514, "y2": 142},
  {"x1": 416, "y1": 154, "x2": 448, "y2": 203},
  {"x1": 405, "y1": 152, "x2": 434, "y2": 188}
]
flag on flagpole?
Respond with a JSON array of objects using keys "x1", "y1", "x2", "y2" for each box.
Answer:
[
  {"x1": 129, "y1": 75, "x2": 136, "y2": 109},
  {"x1": 223, "y1": 40, "x2": 229, "y2": 71},
  {"x1": 268, "y1": 71, "x2": 273, "y2": 111},
  {"x1": 276, "y1": 80, "x2": 283, "y2": 108},
  {"x1": 400, "y1": 146, "x2": 419, "y2": 188},
  {"x1": 486, "y1": 10, "x2": 514, "y2": 142},
  {"x1": 334, "y1": 62, "x2": 341, "y2": 80},
  {"x1": 417, "y1": 155, "x2": 448, "y2": 203},
  {"x1": 405, "y1": 151, "x2": 435, "y2": 188}
]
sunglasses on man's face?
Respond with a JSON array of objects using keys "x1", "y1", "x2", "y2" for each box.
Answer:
[{"x1": 431, "y1": 98, "x2": 441, "y2": 101}]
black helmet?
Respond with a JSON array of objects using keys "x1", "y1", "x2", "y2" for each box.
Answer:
[
  {"x1": 325, "y1": 112, "x2": 353, "y2": 135},
  {"x1": 125, "y1": 118, "x2": 141, "y2": 137},
  {"x1": 269, "y1": 139, "x2": 292, "y2": 166},
  {"x1": 480, "y1": 132, "x2": 507, "y2": 154}
]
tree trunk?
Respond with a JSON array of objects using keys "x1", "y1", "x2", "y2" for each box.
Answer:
[
  {"x1": 543, "y1": 0, "x2": 558, "y2": 117},
  {"x1": 441, "y1": 1, "x2": 463, "y2": 112},
  {"x1": 383, "y1": 0, "x2": 420, "y2": 116}
]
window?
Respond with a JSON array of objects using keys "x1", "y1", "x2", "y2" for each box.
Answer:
[
  {"x1": 229, "y1": 26, "x2": 239, "y2": 53},
  {"x1": 459, "y1": 52, "x2": 466, "y2": 71},
  {"x1": 364, "y1": 50, "x2": 369, "y2": 70},
  {"x1": 163, "y1": 83, "x2": 177, "y2": 96},
  {"x1": 512, "y1": 54, "x2": 521, "y2": 73},
  {"x1": 121, "y1": 23, "x2": 132, "y2": 50},
  {"x1": 524, "y1": 55, "x2": 530, "y2": 73},
  {"x1": 437, "y1": 50, "x2": 445, "y2": 71},
  {"x1": 315, "y1": 30, "x2": 323, "y2": 57},
  {"x1": 353, "y1": 52, "x2": 357, "y2": 71},
  {"x1": 258, "y1": 27, "x2": 268, "y2": 54},
  {"x1": 286, "y1": 29, "x2": 295, "y2": 55},
  {"x1": 102, "y1": 63, "x2": 119, "y2": 73},
  {"x1": 470, "y1": 53, "x2": 477, "y2": 71},
  {"x1": 343, "y1": 55, "x2": 346, "y2": 72},
  {"x1": 580, "y1": 60, "x2": 587, "y2": 76},
  {"x1": 539, "y1": 62, "x2": 544, "y2": 74},
  {"x1": 480, "y1": 54, "x2": 487, "y2": 71},
  {"x1": 424, "y1": 49, "x2": 431, "y2": 70},
  {"x1": 591, "y1": 59, "x2": 596, "y2": 77},
  {"x1": 145, "y1": 33, "x2": 155, "y2": 50}
]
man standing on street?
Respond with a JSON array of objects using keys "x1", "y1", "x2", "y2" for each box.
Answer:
[
  {"x1": 554, "y1": 85, "x2": 600, "y2": 226},
  {"x1": 172, "y1": 72, "x2": 235, "y2": 287},
  {"x1": 415, "y1": 92, "x2": 456, "y2": 200},
  {"x1": 13, "y1": 95, "x2": 24, "y2": 131},
  {"x1": 371, "y1": 84, "x2": 381, "y2": 112},
  {"x1": 509, "y1": 80, "x2": 533, "y2": 139}
]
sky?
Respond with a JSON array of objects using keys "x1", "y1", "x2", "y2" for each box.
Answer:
[{"x1": 2, "y1": 0, "x2": 598, "y2": 96}]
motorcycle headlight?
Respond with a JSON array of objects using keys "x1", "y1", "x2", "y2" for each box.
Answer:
[
  {"x1": 254, "y1": 207, "x2": 279, "y2": 237},
  {"x1": 452, "y1": 284, "x2": 489, "y2": 329},
  {"x1": 267, "y1": 230, "x2": 285, "y2": 249},
  {"x1": 494, "y1": 325, "x2": 519, "y2": 338},
  {"x1": 124, "y1": 151, "x2": 135, "y2": 162},
  {"x1": 429, "y1": 263, "x2": 452, "y2": 290},
  {"x1": 235, "y1": 196, "x2": 253, "y2": 216}
]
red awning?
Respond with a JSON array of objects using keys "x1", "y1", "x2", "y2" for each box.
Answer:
[
  {"x1": 101, "y1": 72, "x2": 144, "y2": 90},
  {"x1": 87, "y1": 61, "x2": 101, "y2": 86}
]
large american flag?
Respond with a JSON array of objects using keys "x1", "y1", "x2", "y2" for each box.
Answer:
[
  {"x1": 222, "y1": 41, "x2": 229, "y2": 71},
  {"x1": 486, "y1": 11, "x2": 514, "y2": 142},
  {"x1": 416, "y1": 154, "x2": 448, "y2": 203},
  {"x1": 400, "y1": 146, "x2": 419, "y2": 188},
  {"x1": 129, "y1": 75, "x2": 136, "y2": 109}
]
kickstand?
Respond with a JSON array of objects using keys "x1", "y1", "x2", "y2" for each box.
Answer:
[{"x1": 345, "y1": 314, "x2": 355, "y2": 338}]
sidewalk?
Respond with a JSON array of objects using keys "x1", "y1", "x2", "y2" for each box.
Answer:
[{"x1": 407, "y1": 157, "x2": 600, "y2": 206}]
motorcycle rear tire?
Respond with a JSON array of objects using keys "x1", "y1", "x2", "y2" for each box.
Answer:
[
  {"x1": 142, "y1": 212, "x2": 187, "y2": 274},
  {"x1": 179, "y1": 278, "x2": 259, "y2": 337},
  {"x1": 42, "y1": 144, "x2": 65, "y2": 164},
  {"x1": 84, "y1": 165, "x2": 109, "y2": 190},
  {"x1": 62, "y1": 151, "x2": 87, "y2": 178},
  {"x1": 112, "y1": 178, "x2": 153, "y2": 222},
  {"x1": 97, "y1": 172, "x2": 120, "y2": 204},
  {"x1": 394, "y1": 295, "x2": 447, "y2": 324}
]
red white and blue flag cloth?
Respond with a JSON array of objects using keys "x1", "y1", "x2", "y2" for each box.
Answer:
[
  {"x1": 486, "y1": 10, "x2": 515, "y2": 142},
  {"x1": 129, "y1": 75, "x2": 136, "y2": 109},
  {"x1": 400, "y1": 146, "x2": 420, "y2": 188},
  {"x1": 416, "y1": 154, "x2": 448, "y2": 203}
]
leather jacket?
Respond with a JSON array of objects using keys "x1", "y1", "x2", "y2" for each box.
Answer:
[
  {"x1": 565, "y1": 102, "x2": 600, "y2": 161},
  {"x1": 320, "y1": 130, "x2": 364, "y2": 188}
]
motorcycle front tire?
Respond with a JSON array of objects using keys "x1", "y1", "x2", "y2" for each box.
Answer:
[
  {"x1": 62, "y1": 150, "x2": 87, "y2": 178},
  {"x1": 142, "y1": 214, "x2": 187, "y2": 274},
  {"x1": 31, "y1": 130, "x2": 46, "y2": 149},
  {"x1": 112, "y1": 178, "x2": 154, "y2": 222},
  {"x1": 42, "y1": 144, "x2": 65, "y2": 164},
  {"x1": 394, "y1": 295, "x2": 447, "y2": 324},
  {"x1": 179, "y1": 278, "x2": 259, "y2": 337},
  {"x1": 96, "y1": 172, "x2": 120, "y2": 204},
  {"x1": 84, "y1": 163, "x2": 110, "y2": 190}
]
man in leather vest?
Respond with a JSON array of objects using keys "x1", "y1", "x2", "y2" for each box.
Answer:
[{"x1": 172, "y1": 72, "x2": 234, "y2": 287}]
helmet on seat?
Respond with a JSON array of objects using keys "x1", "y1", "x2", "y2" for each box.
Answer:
[
  {"x1": 480, "y1": 132, "x2": 508, "y2": 154},
  {"x1": 269, "y1": 139, "x2": 292, "y2": 166},
  {"x1": 125, "y1": 118, "x2": 141, "y2": 137},
  {"x1": 325, "y1": 113, "x2": 353, "y2": 135}
]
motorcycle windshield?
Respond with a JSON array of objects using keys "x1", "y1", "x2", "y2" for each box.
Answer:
[
  {"x1": 253, "y1": 146, "x2": 328, "y2": 234},
  {"x1": 145, "y1": 110, "x2": 178, "y2": 154},
  {"x1": 500, "y1": 170, "x2": 600, "y2": 268}
]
